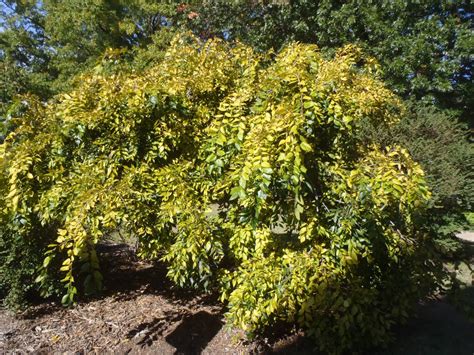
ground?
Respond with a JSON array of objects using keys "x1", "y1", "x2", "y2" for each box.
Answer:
[{"x1": 1, "y1": 240, "x2": 473, "y2": 354}]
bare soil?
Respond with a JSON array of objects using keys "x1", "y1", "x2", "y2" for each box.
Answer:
[{"x1": 1, "y1": 243, "x2": 473, "y2": 354}]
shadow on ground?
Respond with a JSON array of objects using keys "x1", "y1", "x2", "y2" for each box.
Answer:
[
  {"x1": 263, "y1": 296, "x2": 474, "y2": 355},
  {"x1": 9, "y1": 242, "x2": 473, "y2": 354},
  {"x1": 375, "y1": 296, "x2": 474, "y2": 355},
  {"x1": 165, "y1": 311, "x2": 224, "y2": 353},
  {"x1": 98, "y1": 243, "x2": 227, "y2": 353},
  {"x1": 97, "y1": 243, "x2": 219, "y2": 306},
  {"x1": 6, "y1": 243, "x2": 229, "y2": 354}
]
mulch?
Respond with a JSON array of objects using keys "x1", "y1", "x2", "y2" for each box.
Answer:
[
  {"x1": 0, "y1": 244, "x2": 253, "y2": 354},
  {"x1": 1, "y1": 243, "x2": 473, "y2": 354}
]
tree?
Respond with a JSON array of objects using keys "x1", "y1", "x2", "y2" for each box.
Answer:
[
  {"x1": 1, "y1": 0, "x2": 54, "y2": 123},
  {"x1": 190, "y1": 0, "x2": 473, "y2": 121},
  {"x1": 3, "y1": 1, "x2": 472, "y2": 121},
  {"x1": 1, "y1": 34, "x2": 440, "y2": 352},
  {"x1": 188, "y1": 0, "x2": 474, "y2": 238},
  {"x1": 0, "y1": 0, "x2": 188, "y2": 127}
]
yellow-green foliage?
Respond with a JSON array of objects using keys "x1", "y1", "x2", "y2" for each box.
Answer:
[{"x1": 1, "y1": 34, "x2": 437, "y2": 352}]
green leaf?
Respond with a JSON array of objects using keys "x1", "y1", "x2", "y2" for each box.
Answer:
[
  {"x1": 300, "y1": 141, "x2": 312, "y2": 152},
  {"x1": 43, "y1": 256, "x2": 52, "y2": 268}
]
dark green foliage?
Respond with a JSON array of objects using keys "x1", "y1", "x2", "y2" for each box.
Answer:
[
  {"x1": 0, "y1": 0, "x2": 186, "y2": 123},
  {"x1": 368, "y1": 104, "x2": 472, "y2": 210},
  {"x1": 0, "y1": 37, "x2": 442, "y2": 352},
  {"x1": 0, "y1": 213, "x2": 61, "y2": 310},
  {"x1": 362, "y1": 103, "x2": 473, "y2": 256},
  {"x1": 0, "y1": 1, "x2": 54, "y2": 121},
  {"x1": 191, "y1": 1, "x2": 473, "y2": 121},
  {"x1": 3, "y1": 1, "x2": 472, "y2": 120}
]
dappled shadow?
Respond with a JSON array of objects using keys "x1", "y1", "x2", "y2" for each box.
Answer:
[
  {"x1": 448, "y1": 285, "x2": 474, "y2": 322},
  {"x1": 264, "y1": 295, "x2": 474, "y2": 355},
  {"x1": 21, "y1": 243, "x2": 220, "y2": 320},
  {"x1": 261, "y1": 332, "x2": 317, "y2": 355},
  {"x1": 10, "y1": 243, "x2": 228, "y2": 353},
  {"x1": 126, "y1": 309, "x2": 187, "y2": 348},
  {"x1": 19, "y1": 302, "x2": 63, "y2": 320},
  {"x1": 165, "y1": 311, "x2": 224, "y2": 354},
  {"x1": 372, "y1": 296, "x2": 474, "y2": 355},
  {"x1": 97, "y1": 243, "x2": 219, "y2": 306},
  {"x1": 98, "y1": 243, "x2": 171, "y2": 297}
]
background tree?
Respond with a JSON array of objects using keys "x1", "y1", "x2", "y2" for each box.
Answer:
[
  {"x1": 189, "y1": 0, "x2": 474, "y2": 240},
  {"x1": 1, "y1": 0, "x2": 189, "y2": 131},
  {"x1": 191, "y1": 0, "x2": 473, "y2": 121},
  {"x1": 1, "y1": 0, "x2": 53, "y2": 124},
  {"x1": 2, "y1": 1, "x2": 472, "y2": 121}
]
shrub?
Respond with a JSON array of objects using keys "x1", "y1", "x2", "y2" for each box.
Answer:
[
  {"x1": 361, "y1": 104, "x2": 473, "y2": 256},
  {"x1": 0, "y1": 34, "x2": 440, "y2": 352},
  {"x1": 374, "y1": 104, "x2": 472, "y2": 211}
]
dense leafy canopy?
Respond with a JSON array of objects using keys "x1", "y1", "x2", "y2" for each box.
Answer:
[
  {"x1": 2, "y1": 1, "x2": 471, "y2": 228},
  {"x1": 1, "y1": 35, "x2": 440, "y2": 352},
  {"x1": 185, "y1": 0, "x2": 474, "y2": 237},
  {"x1": 1, "y1": 1, "x2": 471, "y2": 352},
  {"x1": 191, "y1": 0, "x2": 473, "y2": 121},
  {"x1": 0, "y1": 0, "x2": 188, "y2": 126}
]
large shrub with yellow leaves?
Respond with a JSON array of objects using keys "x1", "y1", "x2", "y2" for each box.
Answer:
[{"x1": 1, "y1": 35, "x2": 438, "y2": 352}]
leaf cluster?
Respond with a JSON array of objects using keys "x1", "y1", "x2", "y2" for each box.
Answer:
[
  {"x1": 190, "y1": 0, "x2": 473, "y2": 120},
  {"x1": 1, "y1": 34, "x2": 441, "y2": 352}
]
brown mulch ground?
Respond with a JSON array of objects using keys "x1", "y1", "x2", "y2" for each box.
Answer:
[
  {"x1": 0, "y1": 244, "x2": 249, "y2": 354},
  {"x1": 0, "y1": 243, "x2": 295, "y2": 354},
  {"x1": 1, "y1": 243, "x2": 473, "y2": 354}
]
